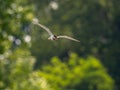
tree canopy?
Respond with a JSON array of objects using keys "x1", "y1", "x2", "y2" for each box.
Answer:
[{"x1": 0, "y1": 0, "x2": 120, "y2": 90}]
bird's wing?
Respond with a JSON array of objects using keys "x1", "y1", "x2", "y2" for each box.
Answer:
[
  {"x1": 57, "y1": 35, "x2": 80, "y2": 42},
  {"x1": 32, "y1": 19, "x2": 53, "y2": 36}
]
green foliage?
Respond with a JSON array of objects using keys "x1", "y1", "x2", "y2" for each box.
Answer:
[
  {"x1": 0, "y1": 0, "x2": 34, "y2": 54},
  {"x1": 0, "y1": 0, "x2": 119, "y2": 90},
  {"x1": 0, "y1": 49, "x2": 51, "y2": 90},
  {"x1": 0, "y1": 0, "x2": 51, "y2": 90},
  {"x1": 31, "y1": 0, "x2": 120, "y2": 89},
  {"x1": 40, "y1": 53, "x2": 114, "y2": 90}
]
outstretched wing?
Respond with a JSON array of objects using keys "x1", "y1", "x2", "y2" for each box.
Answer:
[
  {"x1": 32, "y1": 18, "x2": 53, "y2": 36},
  {"x1": 57, "y1": 35, "x2": 80, "y2": 42}
]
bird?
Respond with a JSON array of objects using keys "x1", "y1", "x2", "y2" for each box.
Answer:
[{"x1": 32, "y1": 18, "x2": 80, "y2": 42}]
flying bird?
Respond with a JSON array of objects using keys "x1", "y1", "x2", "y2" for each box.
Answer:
[{"x1": 32, "y1": 18, "x2": 80, "y2": 42}]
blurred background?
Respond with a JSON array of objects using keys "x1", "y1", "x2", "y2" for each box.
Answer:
[{"x1": 0, "y1": 0, "x2": 120, "y2": 90}]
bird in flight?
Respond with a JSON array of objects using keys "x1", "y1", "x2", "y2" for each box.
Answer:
[{"x1": 32, "y1": 18, "x2": 80, "y2": 42}]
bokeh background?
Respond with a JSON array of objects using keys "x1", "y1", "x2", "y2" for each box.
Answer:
[{"x1": 0, "y1": 0, "x2": 120, "y2": 90}]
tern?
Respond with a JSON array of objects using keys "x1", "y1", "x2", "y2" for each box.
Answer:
[{"x1": 32, "y1": 18, "x2": 80, "y2": 42}]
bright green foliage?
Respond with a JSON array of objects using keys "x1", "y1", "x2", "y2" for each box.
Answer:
[
  {"x1": 40, "y1": 53, "x2": 114, "y2": 90},
  {"x1": 0, "y1": 0, "x2": 51, "y2": 90},
  {"x1": 0, "y1": 0, "x2": 34, "y2": 54},
  {"x1": 0, "y1": 49, "x2": 51, "y2": 90}
]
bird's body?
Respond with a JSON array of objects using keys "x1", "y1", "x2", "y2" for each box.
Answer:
[
  {"x1": 48, "y1": 35, "x2": 57, "y2": 40},
  {"x1": 32, "y1": 18, "x2": 80, "y2": 42}
]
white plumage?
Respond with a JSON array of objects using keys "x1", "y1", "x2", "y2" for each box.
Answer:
[{"x1": 32, "y1": 18, "x2": 80, "y2": 42}]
